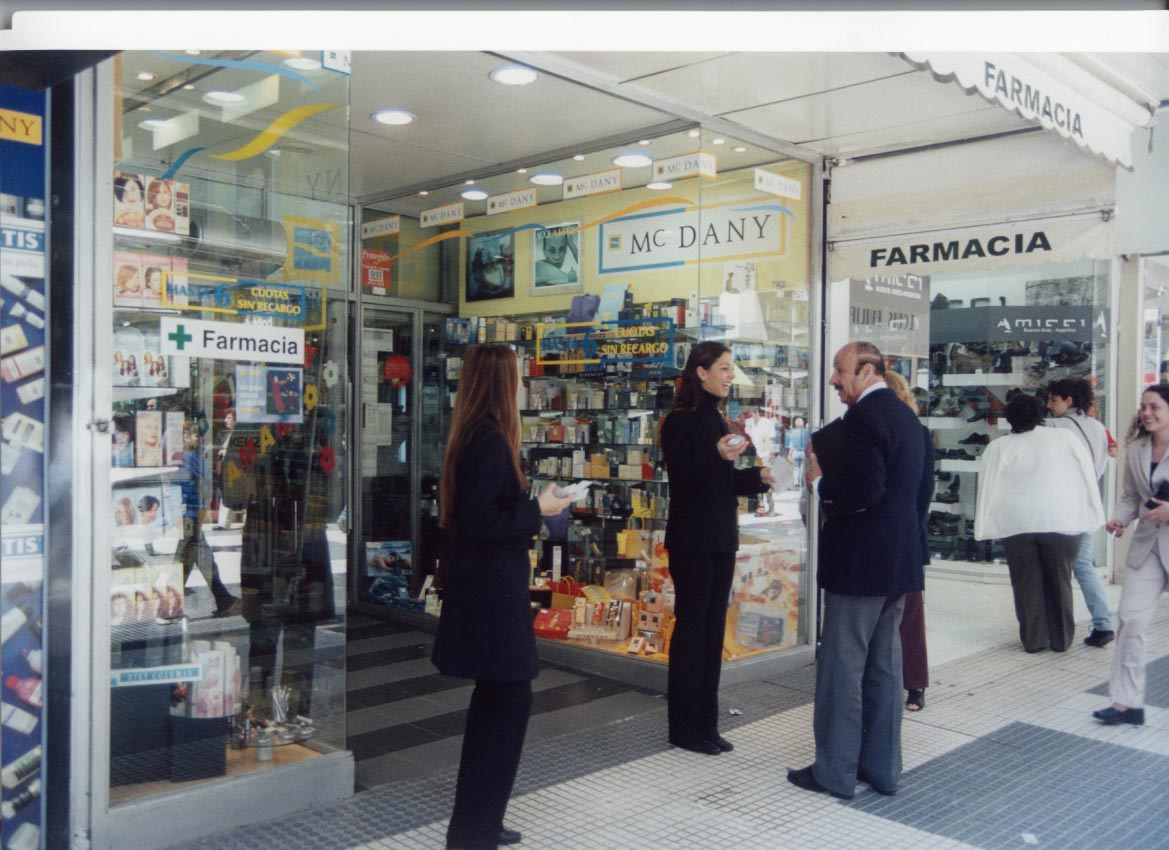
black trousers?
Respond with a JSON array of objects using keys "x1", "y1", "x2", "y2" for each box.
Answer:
[
  {"x1": 1003, "y1": 532, "x2": 1079, "y2": 652},
  {"x1": 448, "y1": 679, "x2": 532, "y2": 850},
  {"x1": 177, "y1": 517, "x2": 234, "y2": 607},
  {"x1": 667, "y1": 549, "x2": 735, "y2": 744}
]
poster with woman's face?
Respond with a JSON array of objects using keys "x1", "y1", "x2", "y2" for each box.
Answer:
[
  {"x1": 466, "y1": 229, "x2": 515, "y2": 302},
  {"x1": 531, "y1": 222, "x2": 581, "y2": 295},
  {"x1": 113, "y1": 171, "x2": 145, "y2": 228}
]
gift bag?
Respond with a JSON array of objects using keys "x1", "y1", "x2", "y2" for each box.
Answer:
[
  {"x1": 550, "y1": 576, "x2": 584, "y2": 610},
  {"x1": 533, "y1": 608, "x2": 573, "y2": 639}
]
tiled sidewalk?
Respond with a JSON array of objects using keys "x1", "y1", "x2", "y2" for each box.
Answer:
[{"x1": 172, "y1": 597, "x2": 1169, "y2": 850}]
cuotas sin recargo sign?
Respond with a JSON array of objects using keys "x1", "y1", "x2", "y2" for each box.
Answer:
[{"x1": 598, "y1": 199, "x2": 792, "y2": 275}]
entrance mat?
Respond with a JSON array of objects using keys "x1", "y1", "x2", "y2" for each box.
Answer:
[{"x1": 849, "y1": 722, "x2": 1169, "y2": 850}]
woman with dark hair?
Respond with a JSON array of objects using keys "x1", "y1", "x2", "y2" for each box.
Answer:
[
  {"x1": 1047, "y1": 377, "x2": 1114, "y2": 647},
  {"x1": 660, "y1": 341, "x2": 774, "y2": 755},
  {"x1": 1093, "y1": 384, "x2": 1169, "y2": 726},
  {"x1": 974, "y1": 394, "x2": 1103, "y2": 653},
  {"x1": 432, "y1": 344, "x2": 574, "y2": 850}
]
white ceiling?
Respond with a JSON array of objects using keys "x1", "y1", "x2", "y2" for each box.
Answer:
[{"x1": 118, "y1": 50, "x2": 1169, "y2": 216}]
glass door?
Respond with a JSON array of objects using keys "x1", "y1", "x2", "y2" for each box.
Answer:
[{"x1": 356, "y1": 308, "x2": 417, "y2": 606}]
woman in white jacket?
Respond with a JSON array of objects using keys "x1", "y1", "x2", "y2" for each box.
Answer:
[
  {"x1": 975, "y1": 393, "x2": 1104, "y2": 653},
  {"x1": 1093, "y1": 384, "x2": 1169, "y2": 726}
]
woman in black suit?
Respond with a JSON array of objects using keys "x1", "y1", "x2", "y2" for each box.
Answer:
[
  {"x1": 661, "y1": 341, "x2": 773, "y2": 755},
  {"x1": 431, "y1": 344, "x2": 574, "y2": 850}
]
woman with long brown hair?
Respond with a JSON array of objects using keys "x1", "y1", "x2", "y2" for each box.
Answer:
[
  {"x1": 431, "y1": 344, "x2": 574, "y2": 850},
  {"x1": 661, "y1": 340, "x2": 773, "y2": 755}
]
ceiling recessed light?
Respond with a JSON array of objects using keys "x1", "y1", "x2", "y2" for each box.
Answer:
[
  {"x1": 646, "y1": 182, "x2": 672, "y2": 191},
  {"x1": 183, "y1": 84, "x2": 196, "y2": 91},
  {"x1": 489, "y1": 65, "x2": 538, "y2": 86},
  {"x1": 573, "y1": 154, "x2": 586, "y2": 162},
  {"x1": 283, "y1": 56, "x2": 321, "y2": 71},
  {"x1": 612, "y1": 152, "x2": 652, "y2": 168},
  {"x1": 638, "y1": 139, "x2": 651, "y2": 146},
  {"x1": 464, "y1": 179, "x2": 476, "y2": 185},
  {"x1": 712, "y1": 138, "x2": 726, "y2": 145},
  {"x1": 204, "y1": 90, "x2": 246, "y2": 104},
  {"x1": 418, "y1": 190, "x2": 429, "y2": 196},
  {"x1": 516, "y1": 168, "x2": 528, "y2": 174},
  {"x1": 529, "y1": 173, "x2": 563, "y2": 186},
  {"x1": 184, "y1": 50, "x2": 202, "y2": 56},
  {"x1": 136, "y1": 71, "x2": 156, "y2": 82},
  {"x1": 137, "y1": 105, "x2": 152, "y2": 113},
  {"x1": 733, "y1": 146, "x2": 747, "y2": 153},
  {"x1": 688, "y1": 129, "x2": 701, "y2": 138},
  {"x1": 460, "y1": 189, "x2": 488, "y2": 201},
  {"x1": 266, "y1": 149, "x2": 282, "y2": 158},
  {"x1": 371, "y1": 108, "x2": 416, "y2": 126}
]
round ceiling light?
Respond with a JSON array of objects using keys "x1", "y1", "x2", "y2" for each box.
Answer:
[
  {"x1": 371, "y1": 108, "x2": 416, "y2": 126},
  {"x1": 688, "y1": 129, "x2": 701, "y2": 138},
  {"x1": 460, "y1": 189, "x2": 489, "y2": 201},
  {"x1": 612, "y1": 152, "x2": 652, "y2": 168},
  {"x1": 284, "y1": 56, "x2": 322, "y2": 71},
  {"x1": 573, "y1": 154, "x2": 586, "y2": 162},
  {"x1": 489, "y1": 65, "x2": 538, "y2": 86},
  {"x1": 712, "y1": 138, "x2": 726, "y2": 145},
  {"x1": 204, "y1": 90, "x2": 246, "y2": 104},
  {"x1": 646, "y1": 182, "x2": 673, "y2": 191},
  {"x1": 528, "y1": 173, "x2": 564, "y2": 186},
  {"x1": 734, "y1": 146, "x2": 747, "y2": 153}
]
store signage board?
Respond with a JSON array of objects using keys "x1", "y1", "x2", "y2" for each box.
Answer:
[
  {"x1": 848, "y1": 275, "x2": 931, "y2": 355},
  {"x1": 362, "y1": 249, "x2": 392, "y2": 293},
  {"x1": 487, "y1": 188, "x2": 537, "y2": 216},
  {"x1": 0, "y1": 217, "x2": 45, "y2": 278},
  {"x1": 322, "y1": 50, "x2": 351, "y2": 75},
  {"x1": 929, "y1": 305, "x2": 1109, "y2": 344},
  {"x1": 563, "y1": 168, "x2": 622, "y2": 200},
  {"x1": 599, "y1": 200, "x2": 786, "y2": 274},
  {"x1": 754, "y1": 169, "x2": 802, "y2": 200},
  {"x1": 0, "y1": 108, "x2": 43, "y2": 145},
  {"x1": 111, "y1": 663, "x2": 203, "y2": 688},
  {"x1": 535, "y1": 317, "x2": 675, "y2": 367},
  {"x1": 420, "y1": 202, "x2": 464, "y2": 228},
  {"x1": 160, "y1": 316, "x2": 304, "y2": 365},
  {"x1": 652, "y1": 151, "x2": 716, "y2": 182},
  {"x1": 362, "y1": 215, "x2": 400, "y2": 239}
]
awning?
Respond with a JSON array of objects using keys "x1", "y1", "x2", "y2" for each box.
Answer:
[{"x1": 902, "y1": 52, "x2": 1158, "y2": 170}]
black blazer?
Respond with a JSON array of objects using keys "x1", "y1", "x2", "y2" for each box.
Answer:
[
  {"x1": 431, "y1": 424, "x2": 543, "y2": 682},
  {"x1": 815, "y1": 388, "x2": 931, "y2": 596},
  {"x1": 662, "y1": 391, "x2": 767, "y2": 554}
]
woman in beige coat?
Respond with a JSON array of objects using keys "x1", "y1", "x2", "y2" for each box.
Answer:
[{"x1": 1094, "y1": 384, "x2": 1169, "y2": 726}]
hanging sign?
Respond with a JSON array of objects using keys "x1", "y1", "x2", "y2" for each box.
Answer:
[
  {"x1": 0, "y1": 109, "x2": 42, "y2": 145},
  {"x1": 652, "y1": 151, "x2": 716, "y2": 182},
  {"x1": 361, "y1": 215, "x2": 400, "y2": 239},
  {"x1": 160, "y1": 317, "x2": 304, "y2": 365},
  {"x1": 420, "y1": 202, "x2": 464, "y2": 228},
  {"x1": 563, "y1": 168, "x2": 622, "y2": 200},
  {"x1": 754, "y1": 169, "x2": 802, "y2": 200},
  {"x1": 487, "y1": 188, "x2": 537, "y2": 216}
]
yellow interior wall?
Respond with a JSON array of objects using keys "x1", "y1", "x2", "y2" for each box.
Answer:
[
  {"x1": 361, "y1": 215, "x2": 442, "y2": 302},
  {"x1": 450, "y1": 159, "x2": 813, "y2": 319}
]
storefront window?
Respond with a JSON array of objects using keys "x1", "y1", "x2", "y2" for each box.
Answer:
[
  {"x1": 355, "y1": 124, "x2": 816, "y2": 666},
  {"x1": 107, "y1": 51, "x2": 349, "y2": 804}
]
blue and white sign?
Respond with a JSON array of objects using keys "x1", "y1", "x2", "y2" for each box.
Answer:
[{"x1": 160, "y1": 317, "x2": 304, "y2": 365}]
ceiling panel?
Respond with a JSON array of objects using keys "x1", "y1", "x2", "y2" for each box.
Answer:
[
  {"x1": 547, "y1": 51, "x2": 730, "y2": 83},
  {"x1": 350, "y1": 51, "x2": 677, "y2": 202},
  {"x1": 559, "y1": 51, "x2": 919, "y2": 118}
]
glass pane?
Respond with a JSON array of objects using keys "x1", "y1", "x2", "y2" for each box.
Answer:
[
  {"x1": 357, "y1": 310, "x2": 418, "y2": 604},
  {"x1": 108, "y1": 50, "x2": 349, "y2": 804}
]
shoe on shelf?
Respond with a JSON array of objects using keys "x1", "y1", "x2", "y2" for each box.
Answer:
[
  {"x1": 1084, "y1": 629, "x2": 1116, "y2": 647},
  {"x1": 787, "y1": 765, "x2": 853, "y2": 800},
  {"x1": 959, "y1": 432, "x2": 990, "y2": 445},
  {"x1": 670, "y1": 737, "x2": 721, "y2": 755},
  {"x1": 1093, "y1": 705, "x2": 1144, "y2": 726}
]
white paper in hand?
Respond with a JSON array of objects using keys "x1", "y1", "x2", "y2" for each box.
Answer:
[
  {"x1": 554, "y1": 480, "x2": 594, "y2": 501},
  {"x1": 768, "y1": 456, "x2": 796, "y2": 491}
]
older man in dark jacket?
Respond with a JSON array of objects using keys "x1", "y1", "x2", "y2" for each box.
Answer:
[{"x1": 788, "y1": 341, "x2": 932, "y2": 800}]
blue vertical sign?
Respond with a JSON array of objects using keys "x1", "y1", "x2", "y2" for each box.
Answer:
[{"x1": 0, "y1": 82, "x2": 47, "y2": 850}]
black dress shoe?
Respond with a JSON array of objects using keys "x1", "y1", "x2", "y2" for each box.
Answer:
[
  {"x1": 1084, "y1": 629, "x2": 1115, "y2": 647},
  {"x1": 856, "y1": 770, "x2": 897, "y2": 796},
  {"x1": 712, "y1": 735, "x2": 734, "y2": 752},
  {"x1": 670, "y1": 737, "x2": 721, "y2": 755},
  {"x1": 498, "y1": 828, "x2": 521, "y2": 845},
  {"x1": 786, "y1": 765, "x2": 853, "y2": 800},
  {"x1": 447, "y1": 829, "x2": 519, "y2": 850},
  {"x1": 1093, "y1": 705, "x2": 1144, "y2": 726}
]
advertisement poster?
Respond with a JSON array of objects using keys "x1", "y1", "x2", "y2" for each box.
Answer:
[
  {"x1": 531, "y1": 221, "x2": 581, "y2": 295},
  {"x1": 1, "y1": 82, "x2": 46, "y2": 850},
  {"x1": 465, "y1": 228, "x2": 515, "y2": 302},
  {"x1": 235, "y1": 365, "x2": 305, "y2": 424}
]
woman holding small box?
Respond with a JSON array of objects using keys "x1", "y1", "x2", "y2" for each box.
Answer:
[
  {"x1": 432, "y1": 344, "x2": 574, "y2": 850},
  {"x1": 661, "y1": 341, "x2": 773, "y2": 755}
]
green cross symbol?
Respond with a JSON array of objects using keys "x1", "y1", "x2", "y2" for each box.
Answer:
[{"x1": 168, "y1": 324, "x2": 193, "y2": 350}]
